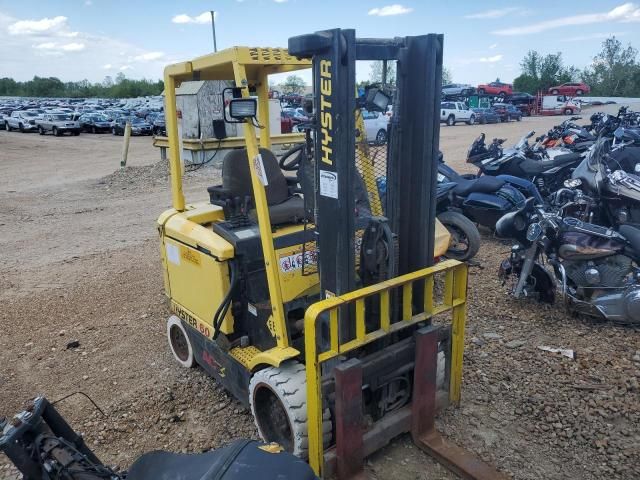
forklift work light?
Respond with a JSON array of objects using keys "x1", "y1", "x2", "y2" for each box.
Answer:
[
  {"x1": 365, "y1": 87, "x2": 391, "y2": 112},
  {"x1": 229, "y1": 98, "x2": 257, "y2": 119}
]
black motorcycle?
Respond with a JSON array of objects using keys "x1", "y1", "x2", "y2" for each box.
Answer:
[
  {"x1": 437, "y1": 159, "x2": 541, "y2": 227},
  {"x1": 496, "y1": 196, "x2": 640, "y2": 325},
  {"x1": 562, "y1": 136, "x2": 640, "y2": 226},
  {"x1": 467, "y1": 132, "x2": 584, "y2": 197}
]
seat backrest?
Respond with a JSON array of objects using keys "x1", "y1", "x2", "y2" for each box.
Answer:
[{"x1": 222, "y1": 148, "x2": 289, "y2": 206}]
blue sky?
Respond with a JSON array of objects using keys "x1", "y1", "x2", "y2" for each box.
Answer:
[{"x1": 1, "y1": 1, "x2": 639, "y2": 86}]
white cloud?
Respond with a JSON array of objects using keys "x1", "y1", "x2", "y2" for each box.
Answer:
[
  {"x1": 368, "y1": 4, "x2": 413, "y2": 16},
  {"x1": 8, "y1": 15, "x2": 67, "y2": 35},
  {"x1": 493, "y1": 2, "x2": 640, "y2": 35},
  {"x1": 33, "y1": 42, "x2": 56, "y2": 49},
  {"x1": 171, "y1": 12, "x2": 212, "y2": 24},
  {"x1": 274, "y1": 0, "x2": 288, "y2": 3},
  {"x1": 61, "y1": 42, "x2": 85, "y2": 52},
  {"x1": 31, "y1": 41, "x2": 85, "y2": 52},
  {"x1": 465, "y1": 7, "x2": 526, "y2": 19},
  {"x1": 562, "y1": 32, "x2": 627, "y2": 42},
  {"x1": 0, "y1": 10, "x2": 174, "y2": 82},
  {"x1": 489, "y1": 43, "x2": 498, "y2": 49},
  {"x1": 479, "y1": 54, "x2": 503, "y2": 63},
  {"x1": 133, "y1": 51, "x2": 164, "y2": 61}
]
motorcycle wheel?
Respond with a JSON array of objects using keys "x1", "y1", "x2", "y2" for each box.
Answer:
[{"x1": 438, "y1": 211, "x2": 481, "y2": 262}]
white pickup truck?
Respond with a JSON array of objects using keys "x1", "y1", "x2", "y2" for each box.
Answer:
[
  {"x1": 36, "y1": 113, "x2": 81, "y2": 136},
  {"x1": 440, "y1": 101, "x2": 476, "y2": 126}
]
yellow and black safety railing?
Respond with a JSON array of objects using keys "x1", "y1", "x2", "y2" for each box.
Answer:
[{"x1": 303, "y1": 259, "x2": 468, "y2": 475}]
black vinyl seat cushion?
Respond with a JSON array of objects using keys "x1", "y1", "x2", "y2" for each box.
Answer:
[
  {"x1": 127, "y1": 439, "x2": 318, "y2": 480},
  {"x1": 221, "y1": 148, "x2": 306, "y2": 225},
  {"x1": 453, "y1": 175, "x2": 505, "y2": 196},
  {"x1": 619, "y1": 224, "x2": 640, "y2": 253},
  {"x1": 520, "y1": 153, "x2": 582, "y2": 175}
]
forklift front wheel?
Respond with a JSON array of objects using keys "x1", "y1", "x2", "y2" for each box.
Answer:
[
  {"x1": 249, "y1": 361, "x2": 332, "y2": 458},
  {"x1": 167, "y1": 316, "x2": 196, "y2": 368}
]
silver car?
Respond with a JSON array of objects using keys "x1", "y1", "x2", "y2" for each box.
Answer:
[
  {"x1": 441, "y1": 83, "x2": 475, "y2": 97},
  {"x1": 6, "y1": 111, "x2": 39, "y2": 132}
]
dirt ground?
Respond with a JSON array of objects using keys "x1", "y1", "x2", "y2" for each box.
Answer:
[{"x1": 1, "y1": 105, "x2": 639, "y2": 479}]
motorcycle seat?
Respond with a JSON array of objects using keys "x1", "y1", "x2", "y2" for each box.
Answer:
[
  {"x1": 127, "y1": 440, "x2": 317, "y2": 480},
  {"x1": 619, "y1": 224, "x2": 640, "y2": 253},
  {"x1": 520, "y1": 153, "x2": 582, "y2": 174},
  {"x1": 453, "y1": 175, "x2": 505, "y2": 196}
]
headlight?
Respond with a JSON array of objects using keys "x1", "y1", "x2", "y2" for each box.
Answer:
[{"x1": 526, "y1": 223, "x2": 543, "y2": 242}]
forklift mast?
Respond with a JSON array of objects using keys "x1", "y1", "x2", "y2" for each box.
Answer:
[{"x1": 288, "y1": 29, "x2": 444, "y2": 301}]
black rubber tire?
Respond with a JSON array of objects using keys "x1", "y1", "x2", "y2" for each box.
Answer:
[
  {"x1": 517, "y1": 116, "x2": 522, "y2": 121},
  {"x1": 39, "y1": 127, "x2": 45, "y2": 135},
  {"x1": 446, "y1": 115, "x2": 455, "y2": 126},
  {"x1": 438, "y1": 210, "x2": 481, "y2": 262},
  {"x1": 5, "y1": 122, "x2": 9, "y2": 131},
  {"x1": 499, "y1": 92, "x2": 506, "y2": 98},
  {"x1": 112, "y1": 127, "x2": 117, "y2": 135},
  {"x1": 467, "y1": 115, "x2": 475, "y2": 126},
  {"x1": 92, "y1": 126, "x2": 97, "y2": 134},
  {"x1": 19, "y1": 124, "x2": 24, "y2": 132},
  {"x1": 375, "y1": 129, "x2": 387, "y2": 145},
  {"x1": 478, "y1": 88, "x2": 485, "y2": 95},
  {"x1": 564, "y1": 108, "x2": 573, "y2": 115},
  {"x1": 73, "y1": 131, "x2": 80, "y2": 136},
  {"x1": 249, "y1": 361, "x2": 332, "y2": 459},
  {"x1": 53, "y1": 127, "x2": 59, "y2": 136},
  {"x1": 576, "y1": 89, "x2": 583, "y2": 96},
  {"x1": 551, "y1": 89, "x2": 559, "y2": 95},
  {"x1": 167, "y1": 316, "x2": 196, "y2": 368}
]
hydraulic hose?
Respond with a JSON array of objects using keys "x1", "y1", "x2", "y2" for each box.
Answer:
[{"x1": 212, "y1": 260, "x2": 239, "y2": 340}]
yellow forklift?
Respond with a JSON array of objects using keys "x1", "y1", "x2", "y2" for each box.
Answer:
[{"x1": 158, "y1": 28, "x2": 503, "y2": 479}]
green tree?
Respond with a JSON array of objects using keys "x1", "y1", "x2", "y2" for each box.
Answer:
[
  {"x1": 369, "y1": 60, "x2": 396, "y2": 85},
  {"x1": 442, "y1": 67, "x2": 453, "y2": 86},
  {"x1": 282, "y1": 75, "x2": 306, "y2": 95},
  {"x1": 0, "y1": 75, "x2": 164, "y2": 98},
  {"x1": 582, "y1": 36, "x2": 640, "y2": 96},
  {"x1": 513, "y1": 50, "x2": 578, "y2": 93}
]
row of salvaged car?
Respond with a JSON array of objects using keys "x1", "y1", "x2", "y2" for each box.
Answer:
[
  {"x1": 0, "y1": 107, "x2": 165, "y2": 137},
  {"x1": 443, "y1": 81, "x2": 591, "y2": 98}
]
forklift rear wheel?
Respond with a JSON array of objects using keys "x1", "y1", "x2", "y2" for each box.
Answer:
[
  {"x1": 249, "y1": 361, "x2": 331, "y2": 458},
  {"x1": 167, "y1": 316, "x2": 195, "y2": 368}
]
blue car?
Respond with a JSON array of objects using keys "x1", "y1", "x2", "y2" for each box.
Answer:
[{"x1": 472, "y1": 108, "x2": 500, "y2": 124}]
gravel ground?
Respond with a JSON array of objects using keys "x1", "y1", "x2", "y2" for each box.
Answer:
[{"x1": 1, "y1": 106, "x2": 639, "y2": 479}]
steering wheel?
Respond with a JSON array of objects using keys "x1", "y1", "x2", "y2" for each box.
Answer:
[{"x1": 279, "y1": 144, "x2": 305, "y2": 171}]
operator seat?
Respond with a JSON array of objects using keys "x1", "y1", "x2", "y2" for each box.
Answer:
[{"x1": 217, "y1": 147, "x2": 307, "y2": 225}]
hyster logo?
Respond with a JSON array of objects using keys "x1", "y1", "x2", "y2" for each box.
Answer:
[{"x1": 319, "y1": 59, "x2": 333, "y2": 166}]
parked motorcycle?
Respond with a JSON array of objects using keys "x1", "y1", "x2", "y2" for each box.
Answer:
[
  {"x1": 536, "y1": 116, "x2": 595, "y2": 153},
  {"x1": 437, "y1": 159, "x2": 541, "y2": 228},
  {"x1": 566, "y1": 137, "x2": 640, "y2": 226},
  {"x1": 467, "y1": 132, "x2": 584, "y2": 197},
  {"x1": 496, "y1": 195, "x2": 640, "y2": 325}
]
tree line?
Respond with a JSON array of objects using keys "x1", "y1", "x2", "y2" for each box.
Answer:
[
  {"x1": 514, "y1": 36, "x2": 640, "y2": 97},
  {"x1": 0, "y1": 73, "x2": 164, "y2": 98}
]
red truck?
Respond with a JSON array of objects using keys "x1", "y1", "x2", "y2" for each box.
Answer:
[
  {"x1": 548, "y1": 82, "x2": 590, "y2": 96},
  {"x1": 477, "y1": 81, "x2": 513, "y2": 97}
]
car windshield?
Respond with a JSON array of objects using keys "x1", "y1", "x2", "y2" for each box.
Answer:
[
  {"x1": 23, "y1": 112, "x2": 38, "y2": 117},
  {"x1": 131, "y1": 117, "x2": 146, "y2": 124},
  {"x1": 52, "y1": 114, "x2": 70, "y2": 120},
  {"x1": 94, "y1": 114, "x2": 109, "y2": 122}
]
